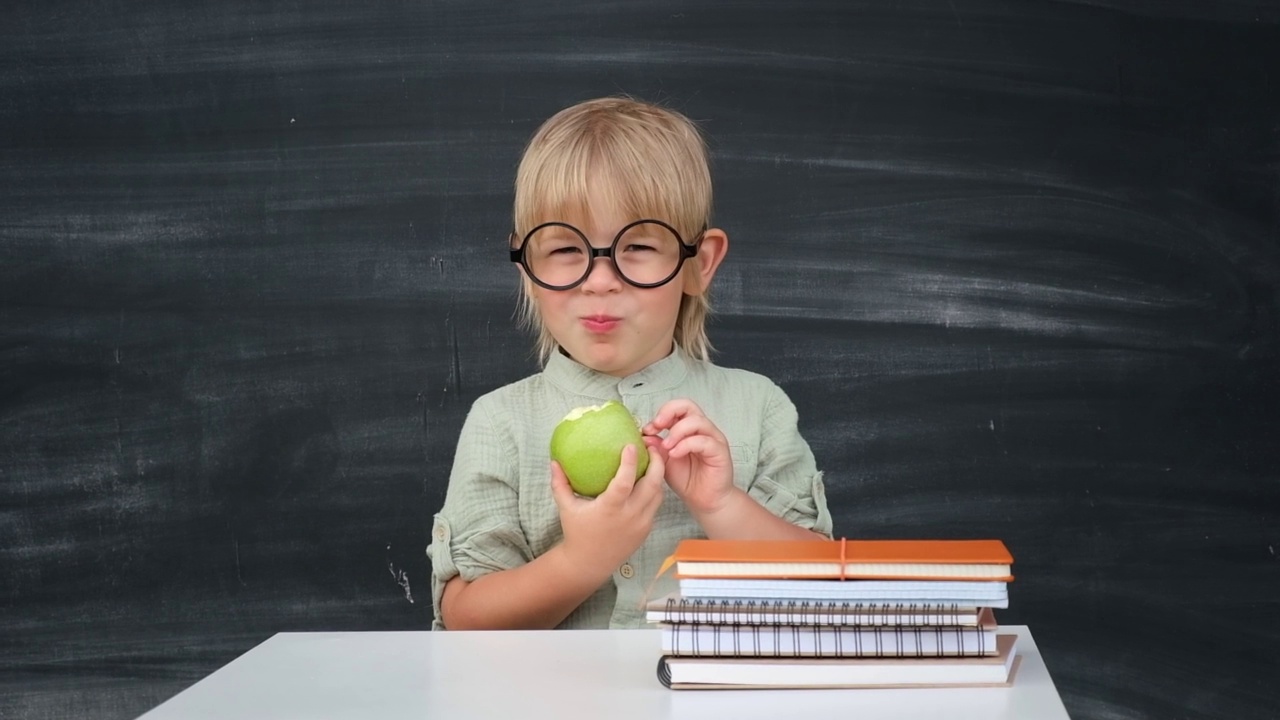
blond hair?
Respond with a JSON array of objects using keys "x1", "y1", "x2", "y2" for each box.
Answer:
[{"x1": 512, "y1": 96, "x2": 715, "y2": 366}]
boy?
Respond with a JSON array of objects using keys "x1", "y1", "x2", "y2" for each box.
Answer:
[{"x1": 428, "y1": 97, "x2": 832, "y2": 630}]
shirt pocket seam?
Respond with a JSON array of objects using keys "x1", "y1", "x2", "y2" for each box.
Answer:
[{"x1": 728, "y1": 443, "x2": 758, "y2": 489}]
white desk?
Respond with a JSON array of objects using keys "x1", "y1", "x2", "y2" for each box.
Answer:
[{"x1": 138, "y1": 625, "x2": 1070, "y2": 719}]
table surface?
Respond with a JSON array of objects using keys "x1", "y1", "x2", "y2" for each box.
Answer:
[{"x1": 138, "y1": 625, "x2": 1071, "y2": 720}]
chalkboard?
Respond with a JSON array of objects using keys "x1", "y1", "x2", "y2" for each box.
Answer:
[{"x1": 2, "y1": 2, "x2": 1278, "y2": 718}]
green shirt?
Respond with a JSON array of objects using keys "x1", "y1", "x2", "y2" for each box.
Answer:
[{"x1": 427, "y1": 345, "x2": 834, "y2": 630}]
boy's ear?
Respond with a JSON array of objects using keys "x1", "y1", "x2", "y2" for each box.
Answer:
[{"x1": 683, "y1": 228, "x2": 729, "y2": 294}]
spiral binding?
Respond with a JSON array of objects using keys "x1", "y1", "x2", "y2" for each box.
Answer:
[{"x1": 660, "y1": 597, "x2": 974, "y2": 627}]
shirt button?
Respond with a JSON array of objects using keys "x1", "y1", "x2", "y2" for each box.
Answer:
[
  {"x1": 619, "y1": 563, "x2": 635, "y2": 579},
  {"x1": 433, "y1": 527, "x2": 446, "y2": 542}
]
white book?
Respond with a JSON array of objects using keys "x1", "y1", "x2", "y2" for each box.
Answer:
[
  {"x1": 678, "y1": 560, "x2": 1011, "y2": 580},
  {"x1": 678, "y1": 578, "x2": 1009, "y2": 606},
  {"x1": 658, "y1": 634, "x2": 1020, "y2": 689}
]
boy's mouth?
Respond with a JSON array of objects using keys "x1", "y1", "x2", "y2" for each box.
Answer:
[{"x1": 581, "y1": 315, "x2": 621, "y2": 333}]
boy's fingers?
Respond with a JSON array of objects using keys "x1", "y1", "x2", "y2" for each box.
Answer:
[
  {"x1": 659, "y1": 416, "x2": 722, "y2": 450},
  {"x1": 600, "y1": 444, "x2": 639, "y2": 501},
  {"x1": 645, "y1": 398, "x2": 706, "y2": 434},
  {"x1": 549, "y1": 461, "x2": 577, "y2": 509},
  {"x1": 638, "y1": 441, "x2": 664, "y2": 483},
  {"x1": 642, "y1": 434, "x2": 669, "y2": 464},
  {"x1": 648, "y1": 404, "x2": 689, "y2": 432},
  {"x1": 637, "y1": 446, "x2": 667, "y2": 506},
  {"x1": 644, "y1": 479, "x2": 666, "y2": 516},
  {"x1": 667, "y1": 435, "x2": 729, "y2": 464}
]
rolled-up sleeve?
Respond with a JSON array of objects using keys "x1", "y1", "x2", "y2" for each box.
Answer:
[
  {"x1": 426, "y1": 399, "x2": 532, "y2": 630},
  {"x1": 746, "y1": 385, "x2": 834, "y2": 538}
]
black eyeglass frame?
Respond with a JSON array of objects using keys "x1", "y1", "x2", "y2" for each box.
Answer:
[{"x1": 508, "y1": 219, "x2": 704, "y2": 291}]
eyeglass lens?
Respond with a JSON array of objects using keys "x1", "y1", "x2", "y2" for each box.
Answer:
[{"x1": 522, "y1": 222, "x2": 683, "y2": 288}]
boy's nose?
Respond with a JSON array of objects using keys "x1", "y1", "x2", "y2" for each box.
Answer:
[{"x1": 580, "y1": 253, "x2": 623, "y2": 291}]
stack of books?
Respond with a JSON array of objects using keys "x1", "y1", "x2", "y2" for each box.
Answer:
[{"x1": 647, "y1": 538, "x2": 1019, "y2": 690}]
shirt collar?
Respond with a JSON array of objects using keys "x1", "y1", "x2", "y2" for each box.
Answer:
[{"x1": 544, "y1": 342, "x2": 691, "y2": 399}]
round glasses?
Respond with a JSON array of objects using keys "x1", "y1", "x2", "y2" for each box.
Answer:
[{"x1": 509, "y1": 220, "x2": 703, "y2": 290}]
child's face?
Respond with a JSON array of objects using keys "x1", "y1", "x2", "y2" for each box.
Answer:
[{"x1": 527, "y1": 201, "x2": 689, "y2": 378}]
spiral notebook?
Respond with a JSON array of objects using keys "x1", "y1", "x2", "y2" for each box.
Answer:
[
  {"x1": 657, "y1": 633, "x2": 1020, "y2": 690},
  {"x1": 661, "y1": 613, "x2": 999, "y2": 658},
  {"x1": 646, "y1": 593, "x2": 990, "y2": 627}
]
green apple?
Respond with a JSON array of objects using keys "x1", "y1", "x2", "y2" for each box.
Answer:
[{"x1": 549, "y1": 400, "x2": 650, "y2": 497}]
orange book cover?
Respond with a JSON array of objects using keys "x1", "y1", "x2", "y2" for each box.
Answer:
[
  {"x1": 672, "y1": 538, "x2": 1012, "y2": 565},
  {"x1": 661, "y1": 538, "x2": 1014, "y2": 581}
]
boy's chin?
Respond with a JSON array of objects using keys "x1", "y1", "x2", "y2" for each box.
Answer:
[
  {"x1": 567, "y1": 343, "x2": 634, "y2": 375},
  {"x1": 574, "y1": 346, "x2": 622, "y2": 370}
]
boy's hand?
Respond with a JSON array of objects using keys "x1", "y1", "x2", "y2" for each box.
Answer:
[
  {"x1": 643, "y1": 399, "x2": 735, "y2": 516},
  {"x1": 550, "y1": 440, "x2": 666, "y2": 579}
]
